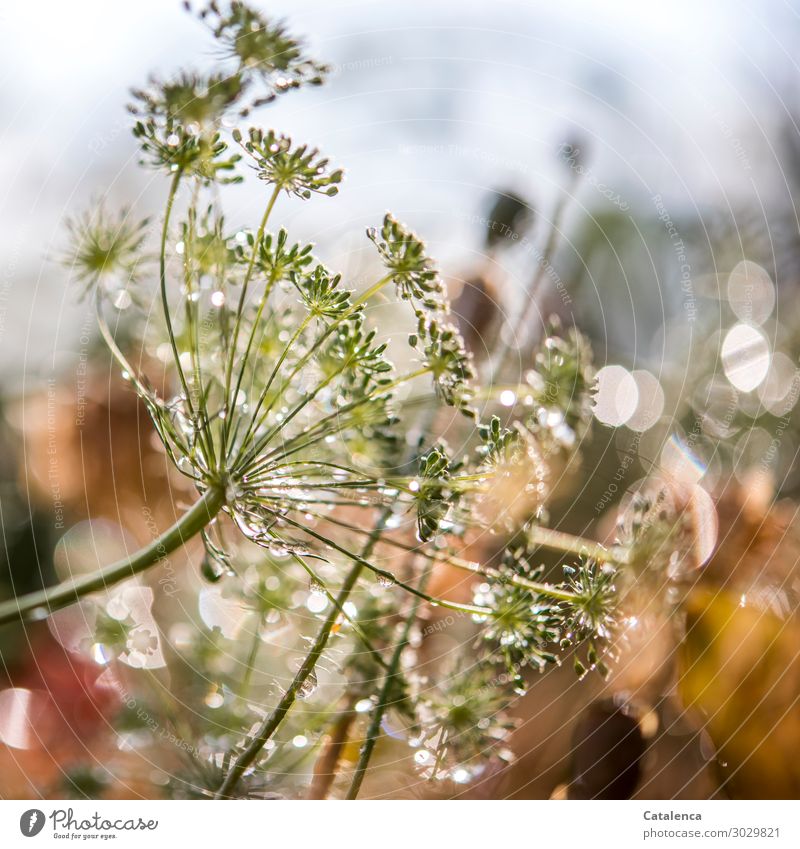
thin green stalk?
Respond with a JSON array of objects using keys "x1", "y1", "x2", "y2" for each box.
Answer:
[
  {"x1": 182, "y1": 201, "x2": 217, "y2": 470},
  {"x1": 351, "y1": 274, "x2": 392, "y2": 310},
  {"x1": 214, "y1": 523, "x2": 386, "y2": 799},
  {"x1": 278, "y1": 514, "x2": 493, "y2": 618},
  {"x1": 288, "y1": 551, "x2": 389, "y2": 671},
  {"x1": 226, "y1": 266, "x2": 280, "y2": 447},
  {"x1": 302, "y1": 507, "x2": 616, "y2": 601},
  {"x1": 237, "y1": 366, "x2": 432, "y2": 477},
  {"x1": 228, "y1": 312, "x2": 313, "y2": 467},
  {"x1": 0, "y1": 487, "x2": 224, "y2": 626},
  {"x1": 232, "y1": 271, "x2": 395, "y2": 465},
  {"x1": 160, "y1": 169, "x2": 196, "y2": 424},
  {"x1": 239, "y1": 610, "x2": 266, "y2": 696},
  {"x1": 221, "y1": 185, "x2": 280, "y2": 453},
  {"x1": 95, "y1": 301, "x2": 195, "y2": 468},
  {"x1": 346, "y1": 564, "x2": 430, "y2": 799}
]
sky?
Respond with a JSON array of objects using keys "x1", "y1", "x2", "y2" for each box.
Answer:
[{"x1": 1, "y1": 0, "x2": 798, "y2": 382}]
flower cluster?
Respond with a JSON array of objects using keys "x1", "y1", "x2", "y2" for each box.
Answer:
[
  {"x1": 234, "y1": 127, "x2": 344, "y2": 198},
  {"x1": 524, "y1": 317, "x2": 594, "y2": 453},
  {"x1": 198, "y1": 1, "x2": 328, "y2": 99},
  {"x1": 62, "y1": 206, "x2": 149, "y2": 295},
  {"x1": 368, "y1": 214, "x2": 446, "y2": 308},
  {"x1": 474, "y1": 530, "x2": 620, "y2": 683}
]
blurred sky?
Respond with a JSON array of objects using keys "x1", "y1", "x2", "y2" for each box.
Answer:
[{"x1": 1, "y1": 0, "x2": 799, "y2": 385}]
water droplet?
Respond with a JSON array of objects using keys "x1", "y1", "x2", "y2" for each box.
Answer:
[
  {"x1": 376, "y1": 573, "x2": 396, "y2": 588},
  {"x1": 205, "y1": 689, "x2": 224, "y2": 709},
  {"x1": 297, "y1": 671, "x2": 317, "y2": 699},
  {"x1": 201, "y1": 555, "x2": 225, "y2": 583},
  {"x1": 91, "y1": 643, "x2": 112, "y2": 665},
  {"x1": 113, "y1": 289, "x2": 132, "y2": 310}
]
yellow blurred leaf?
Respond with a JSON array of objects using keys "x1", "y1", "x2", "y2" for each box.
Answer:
[{"x1": 679, "y1": 587, "x2": 800, "y2": 798}]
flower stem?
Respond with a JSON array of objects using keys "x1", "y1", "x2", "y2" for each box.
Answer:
[
  {"x1": 0, "y1": 487, "x2": 224, "y2": 627},
  {"x1": 279, "y1": 514, "x2": 493, "y2": 617},
  {"x1": 346, "y1": 565, "x2": 431, "y2": 799},
  {"x1": 214, "y1": 557, "x2": 367, "y2": 799},
  {"x1": 160, "y1": 170, "x2": 195, "y2": 422}
]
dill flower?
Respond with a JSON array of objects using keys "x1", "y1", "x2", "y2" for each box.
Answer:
[
  {"x1": 198, "y1": 1, "x2": 328, "y2": 95},
  {"x1": 234, "y1": 127, "x2": 344, "y2": 198},
  {"x1": 369, "y1": 213, "x2": 447, "y2": 309},
  {"x1": 62, "y1": 206, "x2": 148, "y2": 295},
  {"x1": 412, "y1": 666, "x2": 517, "y2": 783}
]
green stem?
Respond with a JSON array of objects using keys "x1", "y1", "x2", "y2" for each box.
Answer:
[
  {"x1": 229, "y1": 312, "x2": 313, "y2": 469},
  {"x1": 160, "y1": 169, "x2": 196, "y2": 423},
  {"x1": 288, "y1": 552, "x2": 389, "y2": 671},
  {"x1": 304, "y1": 508, "x2": 613, "y2": 600},
  {"x1": 221, "y1": 185, "x2": 280, "y2": 453},
  {"x1": 238, "y1": 366, "x2": 432, "y2": 478},
  {"x1": 214, "y1": 525, "x2": 384, "y2": 799},
  {"x1": 346, "y1": 565, "x2": 430, "y2": 799},
  {"x1": 279, "y1": 514, "x2": 493, "y2": 617},
  {"x1": 239, "y1": 610, "x2": 266, "y2": 696},
  {"x1": 0, "y1": 487, "x2": 224, "y2": 627},
  {"x1": 232, "y1": 271, "x2": 394, "y2": 466},
  {"x1": 182, "y1": 200, "x2": 217, "y2": 470}
]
